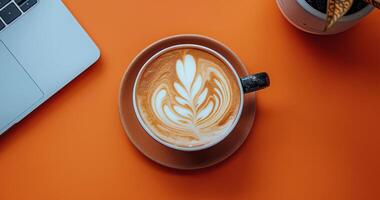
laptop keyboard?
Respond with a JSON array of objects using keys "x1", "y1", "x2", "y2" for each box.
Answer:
[{"x1": 0, "y1": 0, "x2": 37, "y2": 32}]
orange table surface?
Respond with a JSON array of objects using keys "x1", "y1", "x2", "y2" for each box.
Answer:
[{"x1": 1, "y1": 0, "x2": 380, "y2": 199}]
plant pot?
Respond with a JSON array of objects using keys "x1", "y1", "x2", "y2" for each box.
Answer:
[{"x1": 277, "y1": 0, "x2": 374, "y2": 34}]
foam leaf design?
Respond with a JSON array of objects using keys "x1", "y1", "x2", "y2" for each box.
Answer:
[
  {"x1": 197, "y1": 88, "x2": 208, "y2": 107},
  {"x1": 197, "y1": 102, "x2": 214, "y2": 121},
  {"x1": 175, "y1": 96, "x2": 188, "y2": 105},
  {"x1": 151, "y1": 54, "x2": 233, "y2": 139},
  {"x1": 191, "y1": 75, "x2": 202, "y2": 98},
  {"x1": 173, "y1": 55, "x2": 211, "y2": 120},
  {"x1": 174, "y1": 105, "x2": 192, "y2": 118},
  {"x1": 176, "y1": 55, "x2": 196, "y2": 91},
  {"x1": 174, "y1": 82, "x2": 189, "y2": 100},
  {"x1": 324, "y1": 0, "x2": 354, "y2": 31}
]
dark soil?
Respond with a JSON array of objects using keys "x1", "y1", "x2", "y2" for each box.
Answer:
[{"x1": 305, "y1": 0, "x2": 368, "y2": 15}]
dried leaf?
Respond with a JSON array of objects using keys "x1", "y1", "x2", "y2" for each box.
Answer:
[
  {"x1": 324, "y1": 0, "x2": 354, "y2": 31},
  {"x1": 362, "y1": 0, "x2": 380, "y2": 9}
]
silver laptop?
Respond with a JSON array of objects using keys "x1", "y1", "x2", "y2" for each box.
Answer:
[{"x1": 0, "y1": 0, "x2": 100, "y2": 134}]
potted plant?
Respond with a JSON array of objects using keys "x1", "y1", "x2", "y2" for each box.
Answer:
[{"x1": 277, "y1": 0, "x2": 379, "y2": 34}]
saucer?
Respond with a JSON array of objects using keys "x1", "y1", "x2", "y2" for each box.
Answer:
[{"x1": 119, "y1": 34, "x2": 255, "y2": 170}]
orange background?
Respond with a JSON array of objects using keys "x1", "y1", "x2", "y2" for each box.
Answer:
[{"x1": 1, "y1": 0, "x2": 380, "y2": 199}]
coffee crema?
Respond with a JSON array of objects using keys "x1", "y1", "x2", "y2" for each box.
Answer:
[{"x1": 134, "y1": 48, "x2": 242, "y2": 148}]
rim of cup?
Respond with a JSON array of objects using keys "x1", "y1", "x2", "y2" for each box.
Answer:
[{"x1": 132, "y1": 44, "x2": 245, "y2": 152}]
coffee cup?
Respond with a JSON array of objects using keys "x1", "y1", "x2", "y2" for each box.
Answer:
[{"x1": 132, "y1": 44, "x2": 269, "y2": 151}]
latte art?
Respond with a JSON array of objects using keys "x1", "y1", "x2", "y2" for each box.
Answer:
[
  {"x1": 152, "y1": 55, "x2": 233, "y2": 142},
  {"x1": 134, "y1": 48, "x2": 241, "y2": 148}
]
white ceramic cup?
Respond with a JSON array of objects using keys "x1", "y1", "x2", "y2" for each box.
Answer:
[
  {"x1": 277, "y1": 0, "x2": 374, "y2": 34},
  {"x1": 132, "y1": 44, "x2": 270, "y2": 151}
]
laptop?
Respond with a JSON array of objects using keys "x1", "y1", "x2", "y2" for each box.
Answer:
[{"x1": 0, "y1": 0, "x2": 100, "y2": 134}]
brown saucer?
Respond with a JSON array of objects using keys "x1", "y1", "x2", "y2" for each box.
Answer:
[{"x1": 119, "y1": 34, "x2": 255, "y2": 170}]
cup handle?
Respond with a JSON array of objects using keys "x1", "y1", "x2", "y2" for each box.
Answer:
[{"x1": 240, "y1": 72, "x2": 270, "y2": 93}]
